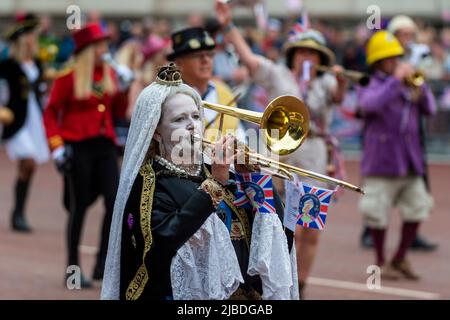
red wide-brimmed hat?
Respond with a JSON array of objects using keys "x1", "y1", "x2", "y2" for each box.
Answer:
[{"x1": 72, "y1": 23, "x2": 110, "y2": 54}]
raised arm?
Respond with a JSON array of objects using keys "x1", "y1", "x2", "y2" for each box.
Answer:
[{"x1": 215, "y1": 0, "x2": 260, "y2": 75}]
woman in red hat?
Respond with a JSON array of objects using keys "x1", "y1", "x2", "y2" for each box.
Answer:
[
  {"x1": 0, "y1": 13, "x2": 50, "y2": 232},
  {"x1": 43, "y1": 23, "x2": 128, "y2": 287}
]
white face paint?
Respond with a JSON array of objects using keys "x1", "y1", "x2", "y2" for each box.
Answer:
[{"x1": 154, "y1": 93, "x2": 203, "y2": 164}]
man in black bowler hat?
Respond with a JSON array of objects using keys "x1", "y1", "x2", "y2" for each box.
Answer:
[{"x1": 167, "y1": 27, "x2": 242, "y2": 140}]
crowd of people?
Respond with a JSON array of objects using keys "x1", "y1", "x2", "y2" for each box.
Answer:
[{"x1": 0, "y1": 0, "x2": 446, "y2": 300}]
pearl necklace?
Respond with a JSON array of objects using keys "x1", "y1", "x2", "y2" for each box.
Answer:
[{"x1": 154, "y1": 155, "x2": 202, "y2": 177}]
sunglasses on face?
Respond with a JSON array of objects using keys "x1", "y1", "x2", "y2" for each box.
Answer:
[{"x1": 186, "y1": 51, "x2": 215, "y2": 60}]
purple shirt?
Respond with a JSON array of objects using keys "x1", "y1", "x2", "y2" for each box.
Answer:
[{"x1": 357, "y1": 72, "x2": 436, "y2": 177}]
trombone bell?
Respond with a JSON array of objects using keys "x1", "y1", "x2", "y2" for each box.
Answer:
[
  {"x1": 202, "y1": 95, "x2": 309, "y2": 155},
  {"x1": 262, "y1": 96, "x2": 309, "y2": 155},
  {"x1": 405, "y1": 71, "x2": 425, "y2": 87}
]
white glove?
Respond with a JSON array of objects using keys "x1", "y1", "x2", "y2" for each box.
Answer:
[
  {"x1": 52, "y1": 146, "x2": 66, "y2": 163},
  {"x1": 52, "y1": 146, "x2": 72, "y2": 173},
  {"x1": 101, "y1": 53, "x2": 135, "y2": 90},
  {"x1": 116, "y1": 64, "x2": 135, "y2": 86}
]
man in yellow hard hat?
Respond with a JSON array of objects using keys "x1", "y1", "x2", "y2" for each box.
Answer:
[
  {"x1": 360, "y1": 16, "x2": 438, "y2": 252},
  {"x1": 357, "y1": 30, "x2": 436, "y2": 280}
]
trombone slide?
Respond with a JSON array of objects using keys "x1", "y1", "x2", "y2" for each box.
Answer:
[
  {"x1": 316, "y1": 65, "x2": 370, "y2": 87},
  {"x1": 199, "y1": 135, "x2": 364, "y2": 194}
]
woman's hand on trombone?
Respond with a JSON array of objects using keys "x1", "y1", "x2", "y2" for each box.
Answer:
[
  {"x1": 210, "y1": 134, "x2": 259, "y2": 185},
  {"x1": 211, "y1": 135, "x2": 236, "y2": 185}
]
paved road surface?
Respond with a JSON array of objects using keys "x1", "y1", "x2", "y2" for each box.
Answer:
[{"x1": 0, "y1": 150, "x2": 448, "y2": 299}]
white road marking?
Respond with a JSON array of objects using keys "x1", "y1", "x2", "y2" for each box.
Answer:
[{"x1": 308, "y1": 277, "x2": 440, "y2": 299}]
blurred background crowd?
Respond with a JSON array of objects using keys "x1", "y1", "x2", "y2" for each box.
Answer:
[{"x1": 1, "y1": 1, "x2": 449, "y2": 157}]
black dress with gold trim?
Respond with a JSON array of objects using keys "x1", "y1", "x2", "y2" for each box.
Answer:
[{"x1": 119, "y1": 161, "x2": 293, "y2": 300}]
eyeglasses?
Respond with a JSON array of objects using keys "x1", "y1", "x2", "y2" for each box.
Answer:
[{"x1": 185, "y1": 51, "x2": 215, "y2": 60}]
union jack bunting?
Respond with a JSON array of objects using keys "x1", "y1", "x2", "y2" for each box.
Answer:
[
  {"x1": 233, "y1": 173, "x2": 276, "y2": 214},
  {"x1": 296, "y1": 182, "x2": 335, "y2": 230}
]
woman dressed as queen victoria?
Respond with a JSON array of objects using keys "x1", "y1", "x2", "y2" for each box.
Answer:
[{"x1": 101, "y1": 63, "x2": 298, "y2": 300}]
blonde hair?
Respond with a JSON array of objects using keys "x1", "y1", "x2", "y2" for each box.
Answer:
[
  {"x1": 74, "y1": 46, "x2": 116, "y2": 100},
  {"x1": 115, "y1": 41, "x2": 143, "y2": 71}
]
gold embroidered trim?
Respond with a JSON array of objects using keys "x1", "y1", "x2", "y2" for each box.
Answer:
[
  {"x1": 199, "y1": 178, "x2": 226, "y2": 208},
  {"x1": 224, "y1": 198, "x2": 252, "y2": 249},
  {"x1": 203, "y1": 166, "x2": 252, "y2": 249},
  {"x1": 126, "y1": 161, "x2": 155, "y2": 300}
]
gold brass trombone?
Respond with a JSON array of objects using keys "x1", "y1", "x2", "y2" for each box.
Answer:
[
  {"x1": 315, "y1": 65, "x2": 370, "y2": 87},
  {"x1": 200, "y1": 95, "x2": 365, "y2": 194}
]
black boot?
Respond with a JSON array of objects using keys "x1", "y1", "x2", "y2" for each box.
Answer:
[
  {"x1": 410, "y1": 234, "x2": 439, "y2": 252},
  {"x1": 360, "y1": 226, "x2": 373, "y2": 249},
  {"x1": 80, "y1": 273, "x2": 93, "y2": 288},
  {"x1": 92, "y1": 262, "x2": 105, "y2": 280},
  {"x1": 11, "y1": 179, "x2": 32, "y2": 233}
]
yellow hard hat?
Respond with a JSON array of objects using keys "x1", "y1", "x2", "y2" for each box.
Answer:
[{"x1": 366, "y1": 30, "x2": 404, "y2": 65}]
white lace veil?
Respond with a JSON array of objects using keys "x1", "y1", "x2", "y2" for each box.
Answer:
[{"x1": 101, "y1": 72, "x2": 202, "y2": 300}]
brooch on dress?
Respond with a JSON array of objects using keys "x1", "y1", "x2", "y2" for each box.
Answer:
[
  {"x1": 127, "y1": 213, "x2": 137, "y2": 249},
  {"x1": 127, "y1": 213, "x2": 134, "y2": 230}
]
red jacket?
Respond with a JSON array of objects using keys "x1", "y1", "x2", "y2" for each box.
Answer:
[{"x1": 43, "y1": 65, "x2": 127, "y2": 151}]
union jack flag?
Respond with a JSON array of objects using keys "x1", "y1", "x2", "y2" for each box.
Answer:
[
  {"x1": 233, "y1": 173, "x2": 276, "y2": 214},
  {"x1": 296, "y1": 182, "x2": 335, "y2": 230},
  {"x1": 288, "y1": 9, "x2": 309, "y2": 41}
]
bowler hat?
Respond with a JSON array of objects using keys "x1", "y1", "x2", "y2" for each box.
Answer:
[
  {"x1": 167, "y1": 27, "x2": 215, "y2": 61},
  {"x1": 4, "y1": 13, "x2": 39, "y2": 41}
]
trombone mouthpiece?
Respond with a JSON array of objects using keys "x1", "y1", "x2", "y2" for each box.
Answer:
[{"x1": 191, "y1": 134, "x2": 201, "y2": 142}]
